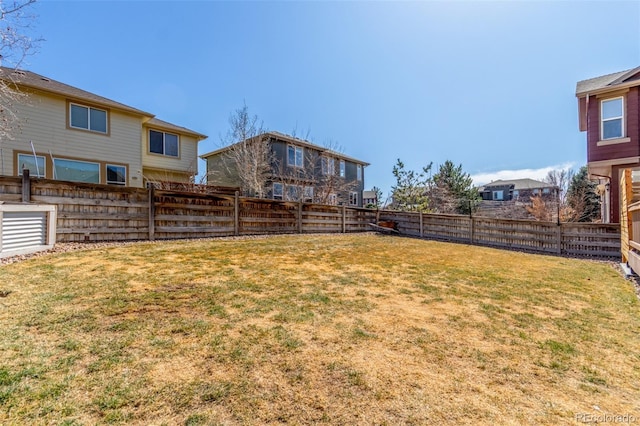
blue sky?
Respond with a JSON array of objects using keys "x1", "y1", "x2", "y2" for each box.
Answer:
[{"x1": 22, "y1": 0, "x2": 640, "y2": 197}]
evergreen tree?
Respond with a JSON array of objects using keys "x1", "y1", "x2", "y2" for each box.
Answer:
[
  {"x1": 431, "y1": 160, "x2": 479, "y2": 214},
  {"x1": 391, "y1": 159, "x2": 432, "y2": 212},
  {"x1": 567, "y1": 166, "x2": 600, "y2": 222}
]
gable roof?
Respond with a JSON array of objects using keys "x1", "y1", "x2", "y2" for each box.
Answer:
[
  {"x1": 0, "y1": 67, "x2": 153, "y2": 116},
  {"x1": 576, "y1": 66, "x2": 640, "y2": 96},
  {"x1": 200, "y1": 131, "x2": 369, "y2": 166},
  {"x1": 0, "y1": 67, "x2": 207, "y2": 139},
  {"x1": 145, "y1": 118, "x2": 207, "y2": 140},
  {"x1": 480, "y1": 178, "x2": 557, "y2": 191}
]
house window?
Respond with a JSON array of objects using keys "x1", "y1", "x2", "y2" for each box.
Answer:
[
  {"x1": 533, "y1": 189, "x2": 539, "y2": 195},
  {"x1": 349, "y1": 191, "x2": 358, "y2": 206},
  {"x1": 17, "y1": 153, "x2": 45, "y2": 178},
  {"x1": 70, "y1": 103, "x2": 108, "y2": 133},
  {"x1": 107, "y1": 164, "x2": 126, "y2": 185},
  {"x1": 328, "y1": 194, "x2": 337, "y2": 205},
  {"x1": 54, "y1": 158, "x2": 100, "y2": 183},
  {"x1": 339, "y1": 160, "x2": 346, "y2": 178},
  {"x1": 273, "y1": 182, "x2": 283, "y2": 200},
  {"x1": 357, "y1": 164, "x2": 362, "y2": 181},
  {"x1": 543, "y1": 188, "x2": 550, "y2": 195},
  {"x1": 601, "y1": 97, "x2": 624, "y2": 140},
  {"x1": 287, "y1": 145, "x2": 303, "y2": 168},
  {"x1": 321, "y1": 157, "x2": 335, "y2": 175},
  {"x1": 304, "y1": 186, "x2": 314, "y2": 202},
  {"x1": 492, "y1": 190, "x2": 504, "y2": 200},
  {"x1": 512, "y1": 190, "x2": 519, "y2": 199},
  {"x1": 149, "y1": 130, "x2": 179, "y2": 157},
  {"x1": 286, "y1": 184, "x2": 302, "y2": 201}
]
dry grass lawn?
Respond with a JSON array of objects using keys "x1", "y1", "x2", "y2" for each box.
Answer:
[{"x1": 0, "y1": 234, "x2": 639, "y2": 425}]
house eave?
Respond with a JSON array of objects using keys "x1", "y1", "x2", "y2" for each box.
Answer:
[{"x1": 576, "y1": 79, "x2": 640, "y2": 98}]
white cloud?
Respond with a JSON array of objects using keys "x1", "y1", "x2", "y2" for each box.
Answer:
[{"x1": 471, "y1": 162, "x2": 575, "y2": 187}]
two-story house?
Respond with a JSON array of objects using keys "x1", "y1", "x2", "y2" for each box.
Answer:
[
  {"x1": 0, "y1": 67, "x2": 206, "y2": 187},
  {"x1": 201, "y1": 131, "x2": 369, "y2": 207},
  {"x1": 576, "y1": 66, "x2": 640, "y2": 223}
]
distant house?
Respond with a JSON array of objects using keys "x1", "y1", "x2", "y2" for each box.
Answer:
[
  {"x1": 200, "y1": 131, "x2": 369, "y2": 207},
  {"x1": 362, "y1": 190, "x2": 378, "y2": 207},
  {"x1": 479, "y1": 179, "x2": 558, "y2": 201},
  {"x1": 576, "y1": 66, "x2": 640, "y2": 223},
  {"x1": 0, "y1": 67, "x2": 206, "y2": 187}
]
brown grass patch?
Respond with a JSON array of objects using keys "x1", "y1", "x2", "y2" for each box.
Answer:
[{"x1": 0, "y1": 234, "x2": 638, "y2": 425}]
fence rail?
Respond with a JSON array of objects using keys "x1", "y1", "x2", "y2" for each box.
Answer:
[{"x1": 0, "y1": 175, "x2": 620, "y2": 259}]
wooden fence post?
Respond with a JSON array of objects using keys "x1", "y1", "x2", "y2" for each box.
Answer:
[
  {"x1": 148, "y1": 184, "x2": 155, "y2": 241},
  {"x1": 419, "y1": 212, "x2": 424, "y2": 238},
  {"x1": 470, "y1": 217, "x2": 475, "y2": 244},
  {"x1": 21, "y1": 168, "x2": 31, "y2": 203},
  {"x1": 342, "y1": 206, "x2": 347, "y2": 233},
  {"x1": 234, "y1": 191, "x2": 240, "y2": 236},
  {"x1": 298, "y1": 201, "x2": 303, "y2": 233},
  {"x1": 556, "y1": 223, "x2": 562, "y2": 255}
]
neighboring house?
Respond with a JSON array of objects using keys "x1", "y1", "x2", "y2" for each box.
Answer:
[
  {"x1": 0, "y1": 67, "x2": 206, "y2": 187},
  {"x1": 362, "y1": 190, "x2": 378, "y2": 207},
  {"x1": 201, "y1": 131, "x2": 369, "y2": 207},
  {"x1": 479, "y1": 179, "x2": 557, "y2": 201},
  {"x1": 576, "y1": 66, "x2": 640, "y2": 224}
]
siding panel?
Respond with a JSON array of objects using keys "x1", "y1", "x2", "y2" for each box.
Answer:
[
  {"x1": 142, "y1": 130, "x2": 199, "y2": 179},
  {"x1": 2, "y1": 91, "x2": 144, "y2": 187}
]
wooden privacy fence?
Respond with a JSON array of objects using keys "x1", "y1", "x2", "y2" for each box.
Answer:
[
  {"x1": 620, "y1": 168, "x2": 640, "y2": 271},
  {"x1": 377, "y1": 211, "x2": 620, "y2": 259},
  {"x1": 0, "y1": 175, "x2": 620, "y2": 259},
  {"x1": 0, "y1": 176, "x2": 376, "y2": 242}
]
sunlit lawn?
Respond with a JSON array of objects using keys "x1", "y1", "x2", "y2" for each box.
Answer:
[{"x1": 0, "y1": 234, "x2": 638, "y2": 425}]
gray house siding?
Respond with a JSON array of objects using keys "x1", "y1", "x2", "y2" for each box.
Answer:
[
  {"x1": 205, "y1": 154, "x2": 240, "y2": 188},
  {"x1": 203, "y1": 133, "x2": 367, "y2": 207}
]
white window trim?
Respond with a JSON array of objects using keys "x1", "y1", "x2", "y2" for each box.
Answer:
[
  {"x1": 69, "y1": 103, "x2": 108, "y2": 134},
  {"x1": 600, "y1": 96, "x2": 624, "y2": 141},
  {"x1": 304, "y1": 186, "x2": 314, "y2": 202},
  {"x1": 321, "y1": 156, "x2": 336, "y2": 176},
  {"x1": 285, "y1": 184, "x2": 303, "y2": 201},
  {"x1": 339, "y1": 160, "x2": 346, "y2": 178},
  {"x1": 273, "y1": 182, "x2": 283, "y2": 200},
  {"x1": 287, "y1": 145, "x2": 304, "y2": 168},
  {"x1": 349, "y1": 191, "x2": 358, "y2": 206},
  {"x1": 357, "y1": 164, "x2": 362, "y2": 181},
  {"x1": 17, "y1": 153, "x2": 46, "y2": 178},
  {"x1": 53, "y1": 158, "x2": 101, "y2": 184},
  {"x1": 106, "y1": 164, "x2": 127, "y2": 185}
]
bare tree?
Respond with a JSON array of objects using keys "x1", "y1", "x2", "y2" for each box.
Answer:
[
  {"x1": 544, "y1": 168, "x2": 574, "y2": 205},
  {"x1": 314, "y1": 139, "x2": 358, "y2": 205},
  {"x1": 526, "y1": 196, "x2": 554, "y2": 221},
  {"x1": 217, "y1": 103, "x2": 273, "y2": 198},
  {"x1": 270, "y1": 134, "x2": 359, "y2": 205},
  {"x1": 0, "y1": 0, "x2": 40, "y2": 142}
]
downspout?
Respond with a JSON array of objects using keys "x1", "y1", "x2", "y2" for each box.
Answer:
[
  {"x1": 585, "y1": 93, "x2": 590, "y2": 166},
  {"x1": 591, "y1": 173, "x2": 611, "y2": 224}
]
